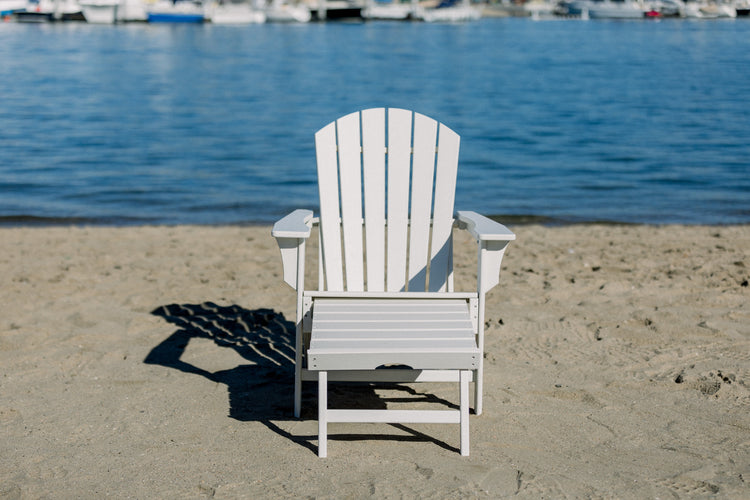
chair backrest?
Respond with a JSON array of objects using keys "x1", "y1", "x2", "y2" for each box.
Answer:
[{"x1": 315, "y1": 108, "x2": 460, "y2": 293}]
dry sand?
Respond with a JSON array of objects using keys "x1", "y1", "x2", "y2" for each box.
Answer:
[{"x1": 1, "y1": 223, "x2": 748, "y2": 499}]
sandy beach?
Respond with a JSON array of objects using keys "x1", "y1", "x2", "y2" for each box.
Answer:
[{"x1": 1, "y1": 223, "x2": 748, "y2": 498}]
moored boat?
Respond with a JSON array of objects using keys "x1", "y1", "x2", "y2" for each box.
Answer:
[
  {"x1": 147, "y1": 0, "x2": 206, "y2": 22},
  {"x1": 362, "y1": 0, "x2": 414, "y2": 19},
  {"x1": 79, "y1": 0, "x2": 120, "y2": 23},
  {"x1": 684, "y1": 0, "x2": 736, "y2": 17},
  {"x1": 15, "y1": 0, "x2": 86, "y2": 21},
  {"x1": 209, "y1": 1, "x2": 265, "y2": 22},
  {"x1": 1, "y1": 0, "x2": 27, "y2": 16},
  {"x1": 564, "y1": 0, "x2": 646, "y2": 18},
  {"x1": 264, "y1": 0, "x2": 310, "y2": 21},
  {"x1": 415, "y1": 0, "x2": 481, "y2": 22},
  {"x1": 310, "y1": 0, "x2": 363, "y2": 19}
]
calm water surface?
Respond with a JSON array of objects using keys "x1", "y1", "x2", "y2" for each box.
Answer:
[{"x1": 1, "y1": 18, "x2": 749, "y2": 225}]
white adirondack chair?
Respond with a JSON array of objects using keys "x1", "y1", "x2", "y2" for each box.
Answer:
[{"x1": 272, "y1": 108, "x2": 514, "y2": 457}]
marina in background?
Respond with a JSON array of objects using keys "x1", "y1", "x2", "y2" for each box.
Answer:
[{"x1": 1, "y1": 0, "x2": 750, "y2": 23}]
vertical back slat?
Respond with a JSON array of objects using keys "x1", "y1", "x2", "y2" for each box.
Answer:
[
  {"x1": 386, "y1": 108, "x2": 413, "y2": 292},
  {"x1": 315, "y1": 122, "x2": 344, "y2": 291},
  {"x1": 408, "y1": 112, "x2": 438, "y2": 292},
  {"x1": 361, "y1": 108, "x2": 386, "y2": 292},
  {"x1": 337, "y1": 111, "x2": 365, "y2": 291},
  {"x1": 429, "y1": 123, "x2": 460, "y2": 292}
]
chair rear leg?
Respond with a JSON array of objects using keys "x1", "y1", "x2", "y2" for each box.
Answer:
[
  {"x1": 294, "y1": 317, "x2": 304, "y2": 418},
  {"x1": 294, "y1": 366, "x2": 302, "y2": 418}
]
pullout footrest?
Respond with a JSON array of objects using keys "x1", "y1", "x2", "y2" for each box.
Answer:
[{"x1": 308, "y1": 297, "x2": 478, "y2": 457}]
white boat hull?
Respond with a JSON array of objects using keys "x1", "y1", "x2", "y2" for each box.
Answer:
[
  {"x1": 1, "y1": 0, "x2": 27, "y2": 14},
  {"x1": 685, "y1": 2, "x2": 736, "y2": 17},
  {"x1": 118, "y1": 0, "x2": 147, "y2": 20},
  {"x1": 416, "y1": 5, "x2": 481, "y2": 21},
  {"x1": 80, "y1": 0, "x2": 120, "y2": 23},
  {"x1": 147, "y1": 0, "x2": 206, "y2": 22},
  {"x1": 210, "y1": 3, "x2": 265, "y2": 23},
  {"x1": 362, "y1": 3, "x2": 412, "y2": 19},
  {"x1": 566, "y1": 0, "x2": 645, "y2": 18},
  {"x1": 264, "y1": 3, "x2": 310, "y2": 21},
  {"x1": 588, "y1": 5, "x2": 644, "y2": 17}
]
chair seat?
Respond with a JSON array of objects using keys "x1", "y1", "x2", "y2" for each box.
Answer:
[{"x1": 308, "y1": 297, "x2": 480, "y2": 371}]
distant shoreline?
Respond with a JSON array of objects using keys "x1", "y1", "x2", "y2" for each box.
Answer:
[{"x1": 1, "y1": 213, "x2": 748, "y2": 228}]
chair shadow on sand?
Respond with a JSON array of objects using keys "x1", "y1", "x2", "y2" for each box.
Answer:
[{"x1": 145, "y1": 302, "x2": 462, "y2": 454}]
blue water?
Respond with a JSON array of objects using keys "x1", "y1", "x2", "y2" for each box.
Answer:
[{"x1": 1, "y1": 18, "x2": 749, "y2": 226}]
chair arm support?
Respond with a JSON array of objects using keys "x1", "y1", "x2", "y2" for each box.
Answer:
[
  {"x1": 455, "y1": 211, "x2": 516, "y2": 242},
  {"x1": 272, "y1": 209, "x2": 313, "y2": 290}
]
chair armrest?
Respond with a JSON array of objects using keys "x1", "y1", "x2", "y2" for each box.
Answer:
[
  {"x1": 272, "y1": 209, "x2": 314, "y2": 239},
  {"x1": 455, "y1": 211, "x2": 515, "y2": 241}
]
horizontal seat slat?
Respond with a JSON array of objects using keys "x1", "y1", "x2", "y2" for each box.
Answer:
[
  {"x1": 315, "y1": 316, "x2": 469, "y2": 325},
  {"x1": 310, "y1": 298, "x2": 470, "y2": 305},
  {"x1": 312, "y1": 331, "x2": 473, "y2": 339},
  {"x1": 312, "y1": 340, "x2": 477, "y2": 351},
  {"x1": 300, "y1": 369, "x2": 472, "y2": 383},
  {"x1": 313, "y1": 319, "x2": 473, "y2": 330},
  {"x1": 303, "y1": 291, "x2": 476, "y2": 300},
  {"x1": 315, "y1": 301, "x2": 468, "y2": 314},
  {"x1": 310, "y1": 338, "x2": 477, "y2": 350},
  {"x1": 309, "y1": 302, "x2": 473, "y2": 315},
  {"x1": 313, "y1": 299, "x2": 472, "y2": 318},
  {"x1": 308, "y1": 351, "x2": 478, "y2": 370},
  {"x1": 311, "y1": 330, "x2": 473, "y2": 340},
  {"x1": 315, "y1": 303, "x2": 468, "y2": 311},
  {"x1": 314, "y1": 324, "x2": 472, "y2": 332}
]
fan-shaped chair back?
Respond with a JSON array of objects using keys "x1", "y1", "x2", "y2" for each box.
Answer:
[{"x1": 315, "y1": 108, "x2": 460, "y2": 293}]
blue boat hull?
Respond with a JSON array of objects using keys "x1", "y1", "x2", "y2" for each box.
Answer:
[{"x1": 147, "y1": 12, "x2": 204, "y2": 22}]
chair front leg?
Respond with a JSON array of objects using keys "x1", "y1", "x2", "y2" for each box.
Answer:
[
  {"x1": 293, "y1": 239, "x2": 306, "y2": 418},
  {"x1": 460, "y1": 370, "x2": 470, "y2": 456},
  {"x1": 294, "y1": 322, "x2": 303, "y2": 418},
  {"x1": 474, "y1": 366, "x2": 483, "y2": 416},
  {"x1": 318, "y1": 371, "x2": 328, "y2": 458}
]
